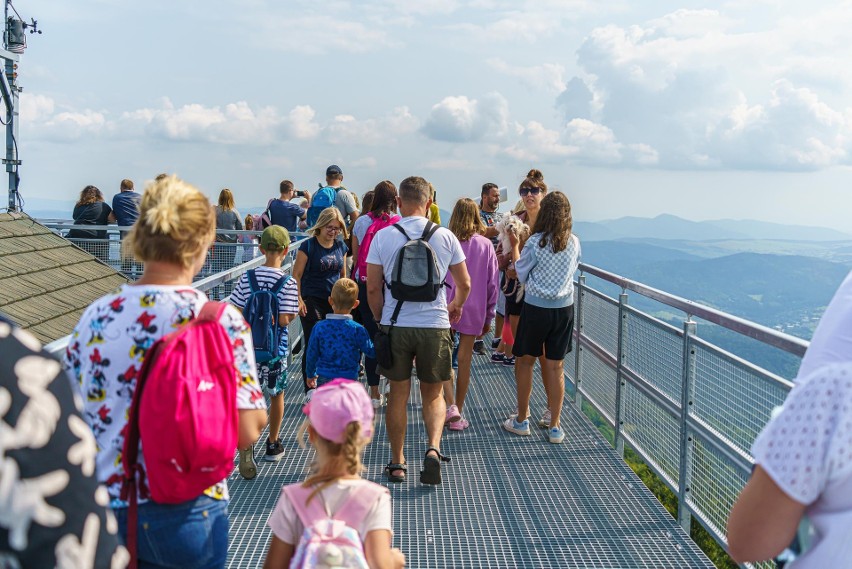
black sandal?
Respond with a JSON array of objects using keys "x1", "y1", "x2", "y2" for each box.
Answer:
[
  {"x1": 420, "y1": 447, "x2": 450, "y2": 486},
  {"x1": 384, "y1": 461, "x2": 407, "y2": 483}
]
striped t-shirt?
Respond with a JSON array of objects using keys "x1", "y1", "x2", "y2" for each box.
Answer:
[{"x1": 229, "y1": 266, "x2": 300, "y2": 357}]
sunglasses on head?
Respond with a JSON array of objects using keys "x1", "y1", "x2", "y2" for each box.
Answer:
[{"x1": 519, "y1": 186, "x2": 542, "y2": 196}]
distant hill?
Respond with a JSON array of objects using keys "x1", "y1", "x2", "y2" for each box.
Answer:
[{"x1": 576, "y1": 214, "x2": 850, "y2": 242}]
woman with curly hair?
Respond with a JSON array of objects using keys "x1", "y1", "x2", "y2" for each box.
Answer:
[{"x1": 501, "y1": 190, "x2": 581, "y2": 445}]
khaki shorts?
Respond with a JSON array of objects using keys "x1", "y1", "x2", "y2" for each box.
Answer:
[{"x1": 377, "y1": 325, "x2": 454, "y2": 384}]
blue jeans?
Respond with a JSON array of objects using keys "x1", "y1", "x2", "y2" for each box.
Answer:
[{"x1": 114, "y1": 496, "x2": 229, "y2": 569}]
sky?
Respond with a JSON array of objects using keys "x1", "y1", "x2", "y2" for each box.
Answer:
[{"x1": 9, "y1": 0, "x2": 852, "y2": 231}]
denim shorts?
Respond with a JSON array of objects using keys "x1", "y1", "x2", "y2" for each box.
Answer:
[{"x1": 114, "y1": 495, "x2": 228, "y2": 569}]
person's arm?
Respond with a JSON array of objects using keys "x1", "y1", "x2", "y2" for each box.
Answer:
[
  {"x1": 293, "y1": 248, "x2": 309, "y2": 316},
  {"x1": 364, "y1": 529, "x2": 406, "y2": 569},
  {"x1": 446, "y1": 261, "x2": 471, "y2": 324},
  {"x1": 263, "y1": 536, "x2": 295, "y2": 569},
  {"x1": 513, "y1": 240, "x2": 537, "y2": 284},
  {"x1": 726, "y1": 466, "x2": 806, "y2": 563},
  {"x1": 360, "y1": 326, "x2": 376, "y2": 359},
  {"x1": 367, "y1": 263, "x2": 385, "y2": 322},
  {"x1": 305, "y1": 329, "x2": 320, "y2": 379},
  {"x1": 107, "y1": 211, "x2": 116, "y2": 223},
  {"x1": 351, "y1": 233, "x2": 361, "y2": 272}
]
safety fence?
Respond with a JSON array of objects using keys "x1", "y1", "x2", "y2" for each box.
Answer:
[{"x1": 569, "y1": 264, "x2": 806, "y2": 568}]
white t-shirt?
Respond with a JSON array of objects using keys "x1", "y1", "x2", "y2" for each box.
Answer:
[
  {"x1": 352, "y1": 214, "x2": 372, "y2": 243},
  {"x1": 751, "y1": 362, "x2": 852, "y2": 568},
  {"x1": 796, "y1": 269, "x2": 852, "y2": 381},
  {"x1": 267, "y1": 479, "x2": 392, "y2": 544},
  {"x1": 366, "y1": 215, "x2": 465, "y2": 328}
]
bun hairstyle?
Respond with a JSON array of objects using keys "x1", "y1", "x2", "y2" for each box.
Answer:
[
  {"x1": 126, "y1": 175, "x2": 215, "y2": 268},
  {"x1": 520, "y1": 168, "x2": 547, "y2": 194},
  {"x1": 526, "y1": 169, "x2": 544, "y2": 182}
]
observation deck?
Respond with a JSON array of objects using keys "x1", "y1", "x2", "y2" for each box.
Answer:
[{"x1": 39, "y1": 224, "x2": 806, "y2": 569}]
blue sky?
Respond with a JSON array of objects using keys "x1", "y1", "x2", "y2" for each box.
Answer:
[{"x1": 13, "y1": 0, "x2": 852, "y2": 230}]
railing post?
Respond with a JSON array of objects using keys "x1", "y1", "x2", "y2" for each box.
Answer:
[
  {"x1": 613, "y1": 291, "x2": 628, "y2": 457},
  {"x1": 677, "y1": 317, "x2": 697, "y2": 532},
  {"x1": 573, "y1": 274, "x2": 586, "y2": 410}
]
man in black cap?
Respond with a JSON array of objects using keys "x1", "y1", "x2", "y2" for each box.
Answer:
[{"x1": 324, "y1": 164, "x2": 359, "y2": 233}]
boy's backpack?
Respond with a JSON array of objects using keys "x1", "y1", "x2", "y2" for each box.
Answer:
[
  {"x1": 389, "y1": 221, "x2": 442, "y2": 303},
  {"x1": 121, "y1": 301, "x2": 238, "y2": 568},
  {"x1": 243, "y1": 270, "x2": 290, "y2": 363},
  {"x1": 284, "y1": 482, "x2": 388, "y2": 569},
  {"x1": 253, "y1": 199, "x2": 274, "y2": 231},
  {"x1": 306, "y1": 185, "x2": 340, "y2": 228},
  {"x1": 354, "y1": 211, "x2": 400, "y2": 283}
]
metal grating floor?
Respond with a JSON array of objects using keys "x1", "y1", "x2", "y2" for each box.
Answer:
[{"x1": 226, "y1": 348, "x2": 713, "y2": 569}]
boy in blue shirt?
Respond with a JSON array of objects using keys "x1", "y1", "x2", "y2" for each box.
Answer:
[
  {"x1": 306, "y1": 278, "x2": 375, "y2": 392},
  {"x1": 229, "y1": 226, "x2": 300, "y2": 475}
]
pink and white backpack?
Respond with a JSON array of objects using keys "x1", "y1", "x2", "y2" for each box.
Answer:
[
  {"x1": 354, "y1": 212, "x2": 400, "y2": 282},
  {"x1": 284, "y1": 481, "x2": 389, "y2": 569}
]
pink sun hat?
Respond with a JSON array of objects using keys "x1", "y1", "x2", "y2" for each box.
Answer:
[{"x1": 302, "y1": 379, "x2": 374, "y2": 443}]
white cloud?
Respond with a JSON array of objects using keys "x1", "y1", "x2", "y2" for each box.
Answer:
[
  {"x1": 421, "y1": 93, "x2": 509, "y2": 142},
  {"x1": 325, "y1": 107, "x2": 419, "y2": 145},
  {"x1": 349, "y1": 157, "x2": 378, "y2": 168},
  {"x1": 561, "y1": 7, "x2": 852, "y2": 170},
  {"x1": 245, "y1": 15, "x2": 394, "y2": 54},
  {"x1": 486, "y1": 58, "x2": 566, "y2": 93}
]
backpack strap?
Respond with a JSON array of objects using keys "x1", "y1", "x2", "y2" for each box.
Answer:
[
  {"x1": 198, "y1": 301, "x2": 227, "y2": 321},
  {"x1": 283, "y1": 484, "x2": 332, "y2": 528},
  {"x1": 247, "y1": 269, "x2": 260, "y2": 294},
  {"x1": 421, "y1": 220, "x2": 439, "y2": 242},
  {"x1": 271, "y1": 274, "x2": 290, "y2": 296},
  {"x1": 392, "y1": 223, "x2": 410, "y2": 240},
  {"x1": 333, "y1": 483, "x2": 388, "y2": 527}
]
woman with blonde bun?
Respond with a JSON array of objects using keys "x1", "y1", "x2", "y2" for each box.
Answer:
[{"x1": 64, "y1": 175, "x2": 267, "y2": 569}]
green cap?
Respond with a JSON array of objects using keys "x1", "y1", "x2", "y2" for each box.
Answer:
[{"x1": 260, "y1": 225, "x2": 290, "y2": 251}]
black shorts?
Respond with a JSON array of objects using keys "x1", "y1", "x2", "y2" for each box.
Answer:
[
  {"x1": 505, "y1": 294, "x2": 523, "y2": 316},
  {"x1": 513, "y1": 303, "x2": 575, "y2": 360}
]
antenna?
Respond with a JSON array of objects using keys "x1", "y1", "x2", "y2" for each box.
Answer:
[{"x1": 2, "y1": 0, "x2": 42, "y2": 212}]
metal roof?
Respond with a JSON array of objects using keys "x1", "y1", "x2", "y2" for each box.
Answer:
[{"x1": 0, "y1": 212, "x2": 128, "y2": 343}]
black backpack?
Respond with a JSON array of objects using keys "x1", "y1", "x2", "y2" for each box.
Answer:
[{"x1": 389, "y1": 221, "x2": 442, "y2": 303}]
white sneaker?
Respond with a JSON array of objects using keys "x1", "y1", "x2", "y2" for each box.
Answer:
[
  {"x1": 538, "y1": 409, "x2": 552, "y2": 429},
  {"x1": 305, "y1": 388, "x2": 316, "y2": 403},
  {"x1": 371, "y1": 394, "x2": 385, "y2": 409}
]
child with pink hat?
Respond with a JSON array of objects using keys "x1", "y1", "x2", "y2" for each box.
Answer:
[{"x1": 264, "y1": 379, "x2": 405, "y2": 568}]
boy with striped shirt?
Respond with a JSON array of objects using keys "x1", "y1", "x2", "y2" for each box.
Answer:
[{"x1": 229, "y1": 226, "x2": 300, "y2": 473}]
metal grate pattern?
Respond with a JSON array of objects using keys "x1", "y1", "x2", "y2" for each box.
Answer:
[
  {"x1": 226, "y1": 351, "x2": 712, "y2": 568},
  {"x1": 579, "y1": 287, "x2": 619, "y2": 358},
  {"x1": 691, "y1": 340, "x2": 789, "y2": 454},
  {"x1": 686, "y1": 436, "x2": 752, "y2": 555},
  {"x1": 623, "y1": 309, "x2": 684, "y2": 404},
  {"x1": 578, "y1": 347, "x2": 618, "y2": 424},
  {"x1": 621, "y1": 382, "x2": 681, "y2": 487}
]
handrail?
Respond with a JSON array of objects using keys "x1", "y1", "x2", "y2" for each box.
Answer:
[
  {"x1": 39, "y1": 220, "x2": 309, "y2": 239},
  {"x1": 579, "y1": 262, "x2": 809, "y2": 357},
  {"x1": 44, "y1": 236, "x2": 308, "y2": 356}
]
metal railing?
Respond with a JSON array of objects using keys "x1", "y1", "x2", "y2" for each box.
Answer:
[
  {"x1": 38, "y1": 222, "x2": 308, "y2": 283},
  {"x1": 569, "y1": 263, "x2": 804, "y2": 568},
  {"x1": 45, "y1": 235, "x2": 309, "y2": 368}
]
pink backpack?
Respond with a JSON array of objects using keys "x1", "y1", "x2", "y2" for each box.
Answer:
[
  {"x1": 121, "y1": 302, "x2": 238, "y2": 568},
  {"x1": 354, "y1": 212, "x2": 400, "y2": 282},
  {"x1": 284, "y1": 482, "x2": 388, "y2": 569},
  {"x1": 254, "y1": 199, "x2": 274, "y2": 231}
]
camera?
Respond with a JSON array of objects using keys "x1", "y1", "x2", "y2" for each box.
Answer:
[{"x1": 295, "y1": 190, "x2": 307, "y2": 197}]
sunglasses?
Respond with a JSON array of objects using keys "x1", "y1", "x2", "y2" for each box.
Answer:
[
  {"x1": 325, "y1": 226, "x2": 343, "y2": 233},
  {"x1": 519, "y1": 187, "x2": 542, "y2": 196}
]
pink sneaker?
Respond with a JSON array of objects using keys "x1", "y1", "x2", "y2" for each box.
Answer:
[
  {"x1": 448, "y1": 417, "x2": 470, "y2": 431},
  {"x1": 445, "y1": 404, "x2": 461, "y2": 424}
]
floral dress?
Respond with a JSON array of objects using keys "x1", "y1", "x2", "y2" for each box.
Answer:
[{"x1": 64, "y1": 284, "x2": 266, "y2": 507}]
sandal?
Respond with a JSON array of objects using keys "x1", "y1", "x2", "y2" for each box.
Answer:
[
  {"x1": 384, "y1": 461, "x2": 407, "y2": 483},
  {"x1": 420, "y1": 447, "x2": 450, "y2": 486}
]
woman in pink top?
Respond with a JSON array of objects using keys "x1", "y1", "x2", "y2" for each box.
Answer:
[{"x1": 443, "y1": 198, "x2": 499, "y2": 430}]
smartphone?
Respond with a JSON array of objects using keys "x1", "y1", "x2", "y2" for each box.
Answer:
[{"x1": 498, "y1": 186, "x2": 508, "y2": 203}]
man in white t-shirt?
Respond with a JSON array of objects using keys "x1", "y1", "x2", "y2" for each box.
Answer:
[{"x1": 366, "y1": 176, "x2": 470, "y2": 486}]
